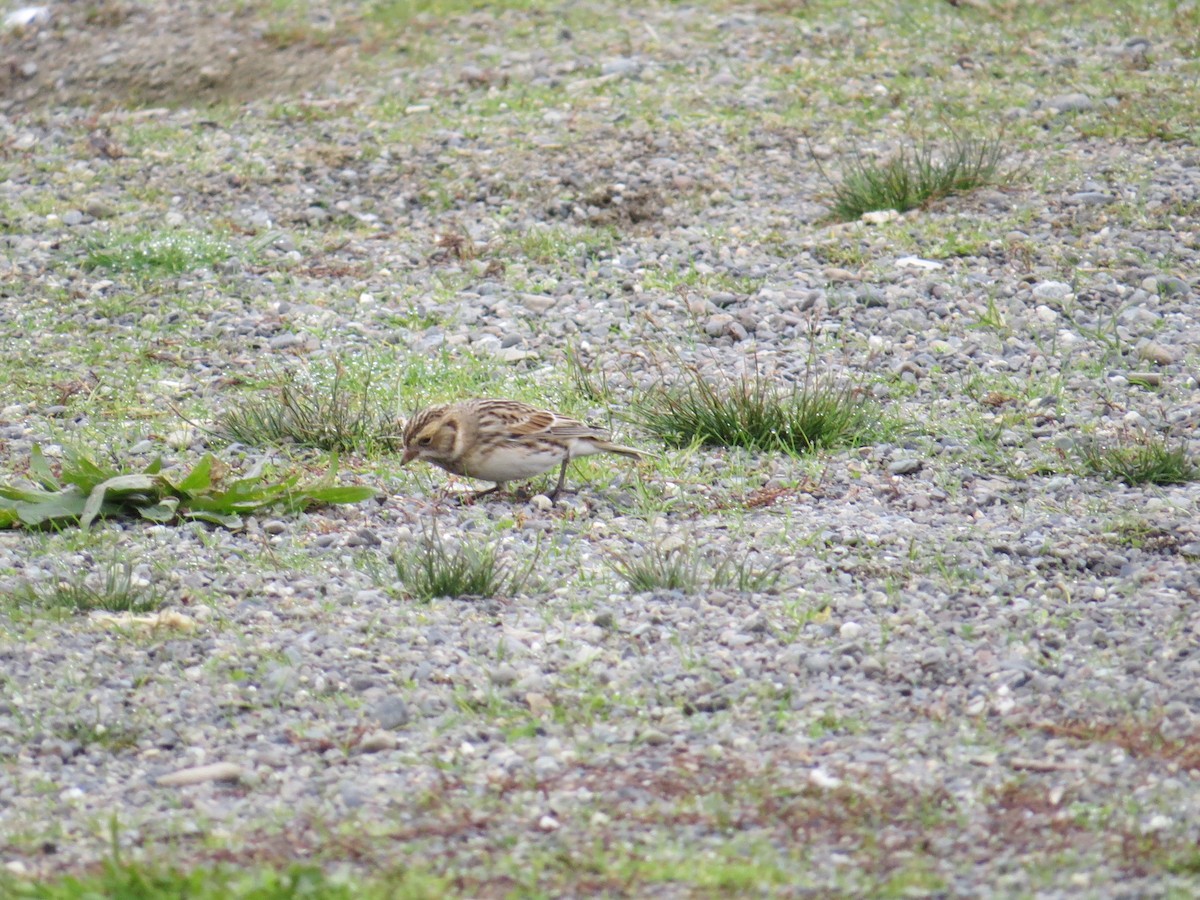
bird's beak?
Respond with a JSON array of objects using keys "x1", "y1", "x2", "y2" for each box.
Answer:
[{"x1": 401, "y1": 447, "x2": 418, "y2": 465}]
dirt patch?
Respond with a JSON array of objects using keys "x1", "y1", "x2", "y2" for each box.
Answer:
[{"x1": 1, "y1": 2, "x2": 353, "y2": 115}]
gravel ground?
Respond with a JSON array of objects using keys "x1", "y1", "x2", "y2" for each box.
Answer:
[{"x1": 2, "y1": 0, "x2": 1200, "y2": 895}]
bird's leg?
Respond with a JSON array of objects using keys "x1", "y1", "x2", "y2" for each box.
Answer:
[
  {"x1": 467, "y1": 483, "x2": 504, "y2": 502},
  {"x1": 548, "y1": 458, "x2": 569, "y2": 501}
]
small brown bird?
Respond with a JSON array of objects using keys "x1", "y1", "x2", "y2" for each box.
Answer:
[{"x1": 401, "y1": 398, "x2": 648, "y2": 499}]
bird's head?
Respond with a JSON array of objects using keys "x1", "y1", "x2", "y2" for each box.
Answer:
[{"x1": 401, "y1": 405, "x2": 460, "y2": 465}]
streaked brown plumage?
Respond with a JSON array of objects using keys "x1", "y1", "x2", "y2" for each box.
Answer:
[{"x1": 401, "y1": 398, "x2": 647, "y2": 499}]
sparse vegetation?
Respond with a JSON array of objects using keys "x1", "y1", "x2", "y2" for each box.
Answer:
[
  {"x1": 391, "y1": 526, "x2": 537, "y2": 601},
  {"x1": 2, "y1": 0, "x2": 1199, "y2": 895},
  {"x1": 628, "y1": 360, "x2": 878, "y2": 456},
  {"x1": 0, "y1": 856, "x2": 444, "y2": 900},
  {"x1": 82, "y1": 228, "x2": 232, "y2": 276},
  {"x1": 607, "y1": 544, "x2": 786, "y2": 594},
  {"x1": 216, "y1": 365, "x2": 400, "y2": 454},
  {"x1": 822, "y1": 132, "x2": 1008, "y2": 222},
  {"x1": 1077, "y1": 434, "x2": 1198, "y2": 486},
  {"x1": 6, "y1": 558, "x2": 159, "y2": 618}
]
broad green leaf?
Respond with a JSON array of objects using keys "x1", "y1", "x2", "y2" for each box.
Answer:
[
  {"x1": 97, "y1": 474, "x2": 158, "y2": 496},
  {"x1": 30, "y1": 444, "x2": 59, "y2": 490},
  {"x1": 183, "y1": 510, "x2": 243, "y2": 528},
  {"x1": 0, "y1": 507, "x2": 18, "y2": 528},
  {"x1": 291, "y1": 486, "x2": 377, "y2": 506},
  {"x1": 80, "y1": 474, "x2": 160, "y2": 530},
  {"x1": 15, "y1": 488, "x2": 88, "y2": 526},
  {"x1": 175, "y1": 454, "x2": 215, "y2": 493},
  {"x1": 138, "y1": 498, "x2": 179, "y2": 522},
  {"x1": 0, "y1": 484, "x2": 66, "y2": 503},
  {"x1": 225, "y1": 468, "x2": 293, "y2": 502},
  {"x1": 80, "y1": 484, "x2": 108, "y2": 530},
  {"x1": 60, "y1": 448, "x2": 115, "y2": 491},
  {"x1": 142, "y1": 456, "x2": 165, "y2": 475}
]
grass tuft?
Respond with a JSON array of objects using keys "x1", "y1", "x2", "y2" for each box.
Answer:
[
  {"x1": 392, "y1": 527, "x2": 537, "y2": 601},
  {"x1": 8, "y1": 559, "x2": 159, "y2": 618},
  {"x1": 0, "y1": 858, "x2": 433, "y2": 900},
  {"x1": 823, "y1": 132, "x2": 1007, "y2": 221},
  {"x1": 217, "y1": 365, "x2": 400, "y2": 453},
  {"x1": 608, "y1": 545, "x2": 786, "y2": 594},
  {"x1": 629, "y1": 362, "x2": 876, "y2": 456},
  {"x1": 83, "y1": 229, "x2": 232, "y2": 275},
  {"x1": 1077, "y1": 435, "x2": 1198, "y2": 485}
]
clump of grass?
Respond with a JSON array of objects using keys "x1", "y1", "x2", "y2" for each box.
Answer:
[
  {"x1": 608, "y1": 545, "x2": 708, "y2": 592},
  {"x1": 8, "y1": 559, "x2": 159, "y2": 618},
  {"x1": 822, "y1": 132, "x2": 1007, "y2": 221},
  {"x1": 629, "y1": 362, "x2": 876, "y2": 455},
  {"x1": 565, "y1": 343, "x2": 616, "y2": 406},
  {"x1": 217, "y1": 365, "x2": 399, "y2": 453},
  {"x1": 1078, "y1": 435, "x2": 1198, "y2": 486},
  {"x1": 83, "y1": 228, "x2": 232, "y2": 275},
  {"x1": 392, "y1": 528, "x2": 537, "y2": 601},
  {"x1": 608, "y1": 545, "x2": 786, "y2": 594}
]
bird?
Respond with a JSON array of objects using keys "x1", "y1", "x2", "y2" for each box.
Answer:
[{"x1": 400, "y1": 398, "x2": 648, "y2": 500}]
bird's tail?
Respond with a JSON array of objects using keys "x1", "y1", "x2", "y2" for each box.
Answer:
[{"x1": 601, "y1": 442, "x2": 653, "y2": 460}]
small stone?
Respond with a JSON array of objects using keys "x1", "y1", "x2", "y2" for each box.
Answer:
[
  {"x1": 601, "y1": 57, "x2": 642, "y2": 77},
  {"x1": 1158, "y1": 277, "x2": 1189, "y2": 297},
  {"x1": 888, "y1": 458, "x2": 922, "y2": 476},
  {"x1": 61, "y1": 209, "x2": 85, "y2": 226},
  {"x1": 268, "y1": 333, "x2": 303, "y2": 350},
  {"x1": 1138, "y1": 342, "x2": 1176, "y2": 365},
  {"x1": 261, "y1": 519, "x2": 287, "y2": 535},
  {"x1": 157, "y1": 762, "x2": 244, "y2": 786},
  {"x1": 529, "y1": 494, "x2": 554, "y2": 511},
  {"x1": 84, "y1": 199, "x2": 116, "y2": 219},
  {"x1": 372, "y1": 697, "x2": 410, "y2": 730},
  {"x1": 347, "y1": 529, "x2": 382, "y2": 548},
  {"x1": 1067, "y1": 192, "x2": 1114, "y2": 206},
  {"x1": 165, "y1": 429, "x2": 194, "y2": 449},
  {"x1": 895, "y1": 256, "x2": 943, "y2": 270},
  {"x1": 520, "y1": 293, "x2": 557, "y2": 313},
  {"x1": 357, "y1": 730, "x2": 397, "y2": 753},
  {"x1": 501, "y1": 348, "x2": 537, "y2": 363},
  {"x1": 1126, "y1": 372, "x2": 1162, "y2": 387},
  {"x1": 4, "y1": 7, "x2": 51, "y2": 30},
  {"x1": 809, "y1": 768, "x2": 842, "y2": 789},
  {"x1": 1042, "y1": 92, "x2": 1093, "y2": 113},
  {"x1": 491, "y1": 665, "x2": 518, "y2": 686},
  {"x1": 1142, "y1": 814, "x2": 1173, "y2": 834},
  {"x1": 705, "y1": 313, "x2": 733, "y2": 337},
  {"x1": 861, "y1": 209, "x2": 900, "y2": 224},
  {"x1": 805, "y1": 653, "x2": 832, "y2": 673},
  {"x1": 658, "y1": 534, "x2": 688, "y2": 554},
  {"x1": 822, "y1": 267, "x2": 858, "y2": 282},
  {"x1": 839, "y1": 621, "x2": 863, "y2": 640},
  {"x1": 1031, "y1": 281, "x2": 1072, "y2": 302},
  {"x1": 640, "y1": 729, "x2": 670, "y2": 746}
]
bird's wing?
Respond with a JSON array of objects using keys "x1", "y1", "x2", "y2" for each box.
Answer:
[
  {"x1": 545, "y1": 415, "x2": 608, "y2": 438},
  {"x1": 478, "y1": 401, "x2": 606, "y2": 439}
]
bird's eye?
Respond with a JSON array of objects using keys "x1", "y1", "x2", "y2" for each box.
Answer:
[{"x1": 418, "y1": 436, "x2": 432, "y2": 446}]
